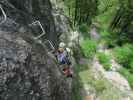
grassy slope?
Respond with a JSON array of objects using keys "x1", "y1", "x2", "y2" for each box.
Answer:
[{"x1": 76, "y1": 63, "x2": 124, "y2": 100}]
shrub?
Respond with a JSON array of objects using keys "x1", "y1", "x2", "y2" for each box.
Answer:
[
  {"x1": 113, "y1": 44, "x2": 133, "y2": 70},
  {"x1": 80, "y1": 38, "x2": 97, "y2": 58},
  {"x1": 96, "y1": 52, "x2": 111, "y2": 70},
  {"x1": 129, "y1": 61, "x2": 133, "y2": 73},
  {"x1": 78, "y1": 24, "x2": 89, "y2": 34},
  {"x1": 78, "y1": 24, "x2": 90, "y2": 38},
  {"x1": 100, "y1": 29, "x2": 110, "y2": 38}
]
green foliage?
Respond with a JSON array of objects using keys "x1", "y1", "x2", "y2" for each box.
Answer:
[
  {"x1": 93, "y1": 79, "x2": 106, "y2": 93},
  {"x1": 72, "y1": 64, "x2": 88, "y2": 100},
  {"x1": 95, "y1": 0, "x2": 119, "y2": 29},
  {"x1": 114, "y1": 44, "x2": 133, "y2": 88},
  {"x1": 72, "y1": 78, "x2": 82, "y2": 100},
  {"x1": 94, "y1": 0, "x2": 119, "y2": 47},
  {"x1": 64, "y1": 0, "x2": 75, "y2": 17},
  {"x1": 75, "y1": 64, "x2": 89, "y2": 73},
  {"x1": 77, "y1": 64, "x2": 107, "y2": 93},
  {"x1": 64, "y1": 0, "x2": 98, "y2": 26},
  {"x1": 99, "y1": 85, "x2": 122, "y2": 100},
  {"x1": 100, "y1": 29, "x2": 111, "y2": 45},
  {"x1": 100, "y1": 29, "x2": 110, "y2": 38},
  {"x1": 78, "y1": 24, "x2": 90, "y2": 38},
  {"x1": 96, "y1": 52, "x2": 111, "y2": 70},
  {"x1": 113, "y1": 44, "x2": 133, "y2": 70},
  {"x1": 76, "y1": 65, "x2": 125, "y2": 99},
  {"x1": 119, "y1": 68, "x2": 133, "y2": 88},
  {"x1": 78, "y1": 24, "x2": 89, "y2": 33},
  {"x1": 80, "y1": 38, "x2": 97, "y2": 58},
  {"x1": 110, "y1": 0, "x2": 133, "y2": 43}
]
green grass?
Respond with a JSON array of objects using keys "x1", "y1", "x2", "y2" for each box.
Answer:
[
  {"x1": 78, "y1": 66, "x2": 107, "y2": 94},
  {"x1": 96, "y1": 52, "x2": 111, "y2": 71},
  {"x1": 72, "y1": 64, "x2": 89, "y2": 100},
  {"x1": 99, "y1": 85, "x2": 121, "y2": 100},
  {"x1": 113, "y1": 44, "x2": 133, "y2": 88},
  {"x1": 93, "y1": 79, "x2": 106, "y2": 93},
  {"x1": 72, "y1": 77, "x2": 82, "y2": 100},
  {"x1": 113, "y1": 44, "x2": 133, "y2": 70},
  {"x1": 119, "y1": 67, "x2": 133, "y2": 88},
  {"x1": 80, "y1": 38, "x2": 97, "y2": 59},
  {"x1": 79, "y1": 70, "x2": 92, "y2": 84},
  {"x1": 76, "y1": 64, "x2": 91, "y2": 85},
  {"x1": 100, "y1": 29, "x2": 110, "y2": 38},
  {"x1": 74, "y1": 63, "x2": 131, "y2": 100}
]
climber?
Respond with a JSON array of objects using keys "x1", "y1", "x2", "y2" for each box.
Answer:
[
  {"x1": 57, "y1": 47, "x2": 66, "y2": 65},
  {"x1": 55, "y1": 42, "x2": 72, "y2": 77},
  {"x1": 57, "y1": 42, "x2": 71, "y2": 65}
]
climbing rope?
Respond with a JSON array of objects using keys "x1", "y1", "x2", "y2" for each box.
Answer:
[
  {"x1": 29, "y1": 20, "x2": 46, "y2": 40},
  {"x1": 0, "y1": 4, "x2": 7, "y2": 25}
]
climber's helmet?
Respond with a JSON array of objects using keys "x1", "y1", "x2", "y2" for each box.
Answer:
[{"x1": 59, "y1": 42, "x2": 66, "y2": 48}]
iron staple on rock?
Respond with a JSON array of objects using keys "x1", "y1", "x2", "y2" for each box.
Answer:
[{"x1": 0, "y1": 4, "x2": 7, "y2": 25}]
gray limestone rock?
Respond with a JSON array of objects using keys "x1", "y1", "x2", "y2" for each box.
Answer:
[{"x1": 0, "y1": 32, "x2": 72, "y2": 100}]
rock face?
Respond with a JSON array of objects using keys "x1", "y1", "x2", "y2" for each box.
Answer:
[
  {"x1": 0, "y1": 0, "x2": 58, "y2": 46},
  {"x1": 0, "y1": 32, "x2": 71, "y2": 100},
  {"x1": 50, "y1": 0, "x2": 74, "y2": 44},
  {"x1": 0, "y1": 0, "x2": 73, "y2": 100}
]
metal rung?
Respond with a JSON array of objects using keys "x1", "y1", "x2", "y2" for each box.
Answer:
[
  {"x1": 29, "y1": 21, "x2": 55, "y2": 52},
  {"x1": 44, "y1": 39, "x2": 55, "y2": 52},
  {"x1": 29, "y1": 20, "x2": 46, "y2": 39},
  {"x1": 0, "y1": 4, "x2": 7, "y2": 25}
]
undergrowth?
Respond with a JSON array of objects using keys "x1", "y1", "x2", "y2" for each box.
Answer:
[
  {"x1": 80, "y1": 38, "x2": 97, "y2": 59},
  {"x1": 96, "y1": 52, "x2": 111, "y2": 70}
]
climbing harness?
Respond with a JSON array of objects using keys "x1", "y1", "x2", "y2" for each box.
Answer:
[
  {"x1": 29, "y1": 20, "x2": 46, "y2": 40},
  {"x1": 0, "y1": 4, "x2": 7, "y2": 25}
]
